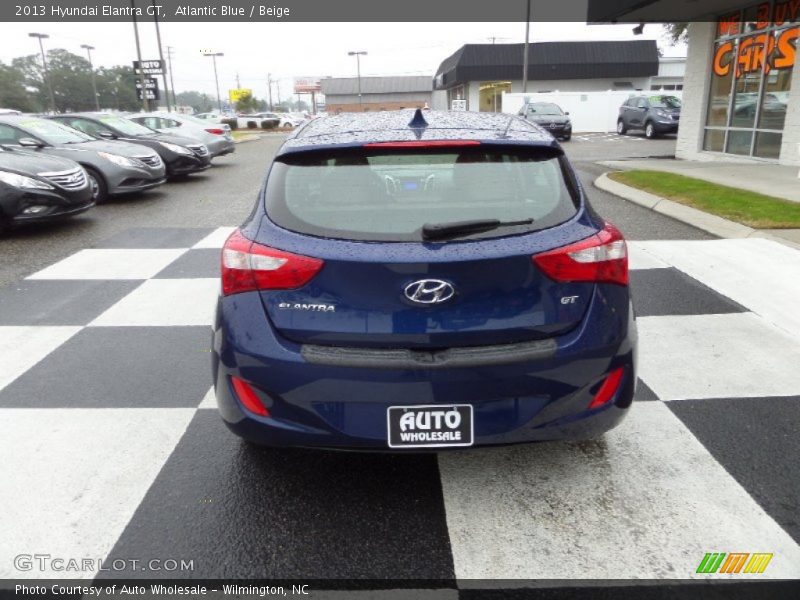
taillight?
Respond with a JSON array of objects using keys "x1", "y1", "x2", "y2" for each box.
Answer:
[
  {"x1": 588, "y1": 366, "x2": 625, "y2": 409},
  {"x1": 221, "y1": 229, "x2": 324, "y2": 296},
  {"x1": 532, "y1": 222, "x2": 628, "y2": 286},
  {"x1": 205, "y1": 128, "x2": 225, "y2": 135}
]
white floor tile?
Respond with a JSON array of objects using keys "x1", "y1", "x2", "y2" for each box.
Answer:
[
  {"x1": 192, "y1": 227, "x2": 236, "y2": 249},
  {"x1": 89, "y1": 279, "x2": 219, "y2": 327},
  {"x1": 198, "y1": 386, "x2": 217, "y2": 409},
  {"x1": 627, "y1": 241, "x2": 671, "y2": 270},
  {"x1": 27, "y1": 249, "x2": 188, "y2": 280},
  {"x1": 438, "y1": 402, "x2": 800, "y2": 580},
  {"x1": 637, "y1": 312, "x2": 800, "y2": 400},
  {"x1": 0, "y1": 326, "x2": 81, "y2": 393},
  {"x1": 0, "y1": 408, "x2": 195, "y2": 578},
  {"x1": 636, "y1": 239, "x2": 800, "y2": 338}
]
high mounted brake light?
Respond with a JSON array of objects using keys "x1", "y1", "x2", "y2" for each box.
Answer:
[
  {"x1": 363, "y1": 140, "x2": 481, "y2": 148},
  {"x1": 221, "y1": 229, "x2": 324, "y2": 296},
  {"x1": 532, "y1": 222, "x2": 628, "y2": 286}
]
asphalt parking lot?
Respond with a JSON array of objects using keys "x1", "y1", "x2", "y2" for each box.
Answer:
[{"x1": 1, "y1": 132, "x2": 799, "y2": 594}]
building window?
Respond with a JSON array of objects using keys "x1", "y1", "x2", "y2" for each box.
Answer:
[
  {"x1": 447, "y1": 85, "x2": 466, "y2": 111},
  {"x1": 703, "y1": 1, "x2": 798, "y2": 159}
]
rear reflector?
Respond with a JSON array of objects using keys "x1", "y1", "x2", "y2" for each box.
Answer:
[
  {"x1": 588, "y1": 366, "x2": 625, "y2": 409},
  {"x1": 231, "y1": 376, "x2": 270, "y2": 417},
  {"x1": 364, "y1": 140, "x2": 481, "y2": 148},
  {"x1": 205, "y1": 128, "x2": 225, "y2": 135},
  {"x1": 221, "y1": 229, "x2": 324, "y2": 296},
  {"x1": 532, "y1": 222, "x2": 628, "y2": 286}
]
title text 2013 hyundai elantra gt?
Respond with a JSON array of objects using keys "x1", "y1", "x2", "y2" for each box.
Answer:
[{"x1": 212, "y1": 110, "x2": 637, "y2": 450}]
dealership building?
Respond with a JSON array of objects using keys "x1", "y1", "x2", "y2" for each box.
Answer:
[
  {"x1": 431, "y1": 40, "x2": 683, "y2": 113},
  {"x1": 321, "y1": 76, "x2": 433, "y2": 113},
  {"x1": 591, "y1": 0, "x2": 799, "y2": 165}
]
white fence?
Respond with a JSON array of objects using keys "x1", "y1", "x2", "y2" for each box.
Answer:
[{"x1": 502, "y1": 90, "x2": 682, "y2": 133}]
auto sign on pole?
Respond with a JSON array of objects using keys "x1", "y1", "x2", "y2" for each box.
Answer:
[{"x1": 133, "y1": 59, "x2": 165, "y2": 75}]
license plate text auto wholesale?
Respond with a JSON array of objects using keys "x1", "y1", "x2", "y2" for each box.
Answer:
[{"x1": 387, "y1": 405, "x2": 474, "y2": 449}]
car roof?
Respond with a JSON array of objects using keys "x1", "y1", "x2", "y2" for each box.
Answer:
[{"x1": 279, "y1": 109, "x2": 557, "y2": 156}]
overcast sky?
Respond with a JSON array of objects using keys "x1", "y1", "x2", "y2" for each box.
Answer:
[{"x1": 1, "y1": 22, "x2": 686, "y2": 99}]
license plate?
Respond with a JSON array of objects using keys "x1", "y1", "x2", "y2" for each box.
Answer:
[{"x1": 387, "y1": 405, "x2": 473, "y2": 449}]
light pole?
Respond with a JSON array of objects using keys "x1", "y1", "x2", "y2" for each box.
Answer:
[
  {"x1": 80, "y1": 44, "x2": 100, "y2": 111},
  {"x1": 151, "y1": 0, "x2": 171, "y2": 112},
  {"x1": 522, "y1": 0, "x2": 531, "y2": 94},
  {"x1": 347, "y1": 51, "x2": 367, "y2": 109},
  {"x1": 130, "y1": 0, "x2": 150, "y2": 111},
  {"x1": 202, "y1": 51, "x2": 224, "y2": 114},
  {"x1": 166, "y1": 46, "x2": 177, "y2": 109},
  {"x1": 29, "y1": 33, "x2": 56, "y2": 114}
]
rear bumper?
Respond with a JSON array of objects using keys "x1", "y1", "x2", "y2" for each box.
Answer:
[{"x1": 212, "y1": 284, "x2": 636, "y2": 450}]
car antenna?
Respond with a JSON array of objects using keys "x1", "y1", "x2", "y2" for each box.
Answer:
[{"x1": 408, "y1": 108, "x2": 428, "y2": 129}]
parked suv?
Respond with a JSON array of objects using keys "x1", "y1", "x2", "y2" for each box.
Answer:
[
  {"x1": 212, "y1": 110, "x2": 636, "y2": 450},
  {"x1": 617, "y1": 95, "x2": 681, "y2": 138}
]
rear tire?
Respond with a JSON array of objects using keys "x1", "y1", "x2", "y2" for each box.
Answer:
[
  {"x1": 84, "y1": 167, "x2": 108, "y2": 203},
  {"x1": 645, "y1": 121, "x2": 657, "y2": 139},
  {"x1": 616, "y1": 120, "x2": 627, "y2": 135}
]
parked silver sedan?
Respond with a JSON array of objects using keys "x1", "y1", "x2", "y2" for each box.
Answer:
[{"x1": 128, "y1": 113, "x2": 236, "y2": 159}]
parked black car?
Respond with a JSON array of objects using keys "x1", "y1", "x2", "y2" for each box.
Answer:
[
  {"x1": 0, "y1": 145, "x2": 93, "y2": 233},
  {"x1": 0, "y1": 116, "x2": 166, "y2": 203},
  {"x1": 49, "y1": 114, "x2": 211, "y2": 178},
  {"x1": 617, "y1": 95, "x2": 681, "y2": 139},
  {"x1": 518, "y1": 102, "x2": 572, "y2": 141}
]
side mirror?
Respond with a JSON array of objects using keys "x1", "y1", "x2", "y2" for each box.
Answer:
[
  {"x1": 564, "y1": 111, "x2": 570, "y2": 116},
  {"x1": 97, "y1": 131, "x2": 116, "y2": 139},
  {"x1": 18, "y1": 138, "x2": 44, "y2": 148}
]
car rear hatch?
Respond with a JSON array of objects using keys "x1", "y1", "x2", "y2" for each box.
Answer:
[{"x1": 232, "y1": 143, "x2": 623, "y2": 349}]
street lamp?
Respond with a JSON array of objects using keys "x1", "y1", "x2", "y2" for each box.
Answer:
[
  {"x1": 202, "y1": 51, "x2": 225, "y2": 114},
  {"x1": 29, "y1": 33, "x2": 56, "y2": 114},
  {"x1": 80, "y1": 44, "x2": 100, "y2": 111},
  {"x1": 347, "y1": 51, "x2": 367, "y2": 109}
]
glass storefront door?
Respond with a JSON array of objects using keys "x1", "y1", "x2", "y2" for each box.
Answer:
[{"x1": 703, "y1": 1, "x2": 797, "y2": 160}]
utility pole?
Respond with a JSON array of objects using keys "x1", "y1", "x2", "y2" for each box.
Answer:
[
  {"x1": 166, "y1": 46, "x2": 177, "y2": 109},
  {"x1": 131, "y1": 0, "x2": 149, "y2": 111},
  {"x1": 151, "y1": 0, "x2": 170, "y2": 112},
  {"x1": 267, "y1": 73, "x2": 273, "y2": 111},
  {"x1": 29, "y1": 33, "x2": 56, "y2": 114},
  {"x1": 81, "y1": 44, "x2": 100, "y2": 111},
  {"x1": 202, "y1": 51, "x2": 224, "y2": 113},
  {"x1": 236, "y1": 72, "x2": 241, "y2": 89},
  {"x1": 522, "y1": 0, "x2": 531, "y2": 94},
  {"x1": 347, "y1": 50, "x2": 367, "y2": 109}
]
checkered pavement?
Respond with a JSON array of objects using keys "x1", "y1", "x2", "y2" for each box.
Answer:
[{"x1": 1, "y1": 227, "x2": 800, "y2": 590}]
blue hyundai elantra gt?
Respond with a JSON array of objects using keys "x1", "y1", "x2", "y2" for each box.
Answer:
[{"x1": 212, "y1": 110, "x2": 637, "y2": 450}]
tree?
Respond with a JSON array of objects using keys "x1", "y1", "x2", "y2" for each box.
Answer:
[
  {"x1": 12, "y1": 49, "x2": 96, "y2": 112},
  {"x1": 0, "y1": 62, "x2": 37, "y2": 111},
  {"x1": 234, "y1": 90, "x2": 260, "y2": 113},
  {"x1": 175, "y1": 90, "x2": 216, "y2": 113},
  {"x1": 664, "y1": 23, "x2": 689, "y2": 45},
  {"x1": 96, "y1": 65, "x2": 141, "y2": 112}
]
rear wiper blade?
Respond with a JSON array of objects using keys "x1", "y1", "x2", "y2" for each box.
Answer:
[{"x1": 421, "y1": 218, "x2": 534, "y2": 241}]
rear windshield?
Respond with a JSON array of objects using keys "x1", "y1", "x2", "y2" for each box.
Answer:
[{"x1": 265, "y1": 147, "x2": 580, "y2": 242}]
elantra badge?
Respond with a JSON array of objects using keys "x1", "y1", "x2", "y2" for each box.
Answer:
[{"x1": 404, "y1": 279, "x2": 455, "y2": 304}]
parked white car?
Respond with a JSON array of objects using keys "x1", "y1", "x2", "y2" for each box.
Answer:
[{"x1": 128, "y1": 112, "x2": 236, "y2": 158}]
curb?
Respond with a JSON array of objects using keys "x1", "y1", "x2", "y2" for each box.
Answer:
[
  {"x1": 233, "y1": 134, "x2": 262, "y2": 144},
  {"x1": 594, "y1": 172, "x2": 800, "y2": 250}
]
